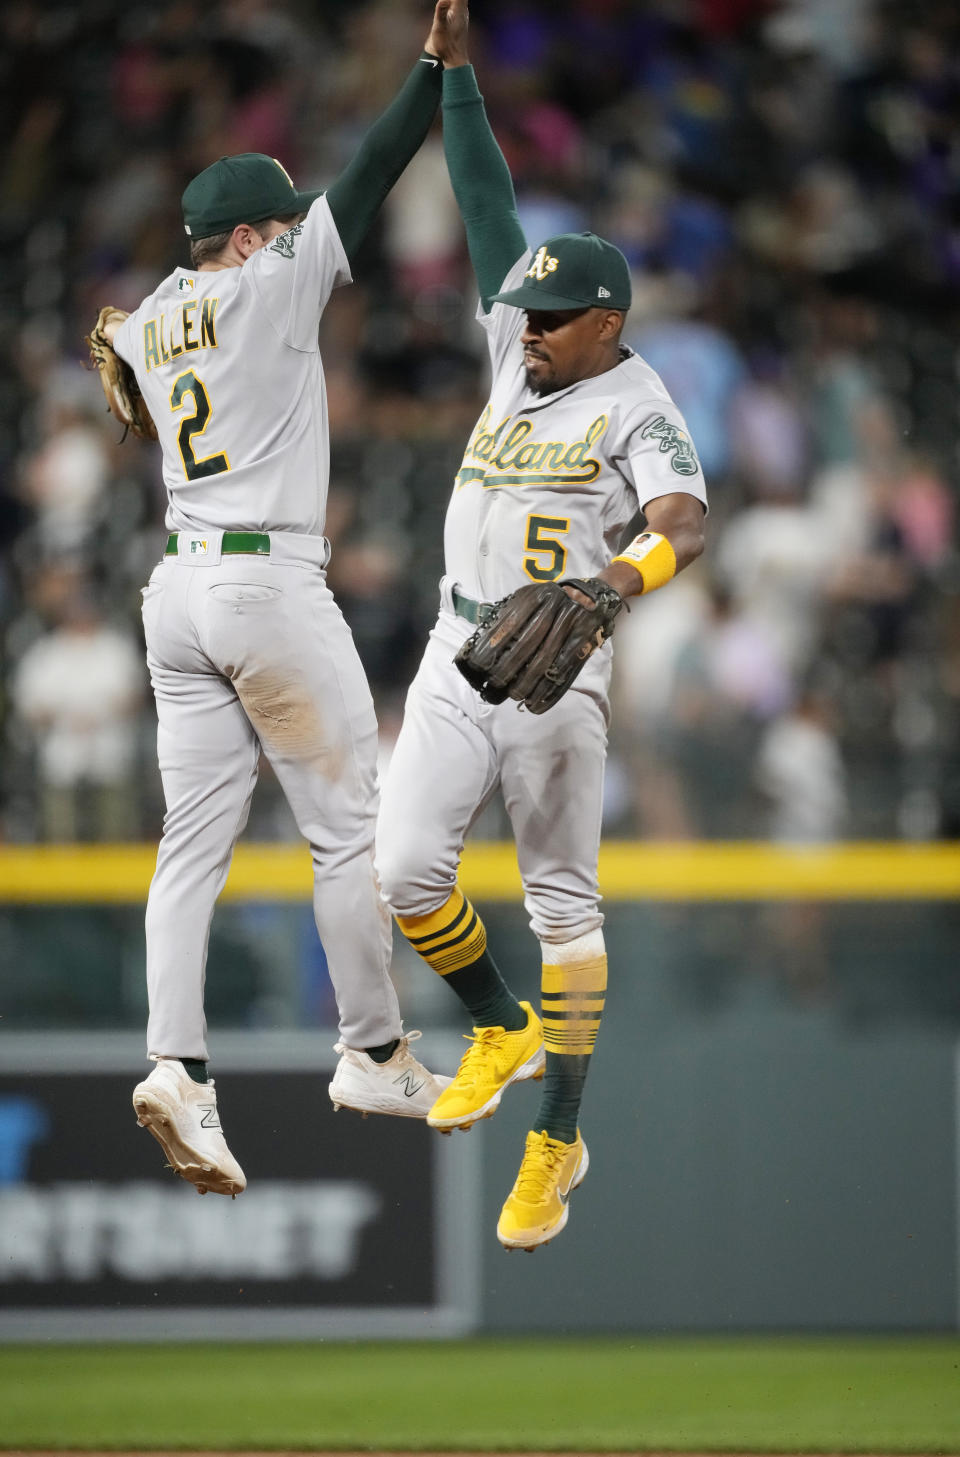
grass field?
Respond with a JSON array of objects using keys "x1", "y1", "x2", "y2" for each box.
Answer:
[{"x1": 3, "y1": 1336, "x2": 960, "y2": 1452}]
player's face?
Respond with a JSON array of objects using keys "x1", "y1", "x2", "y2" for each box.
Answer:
[{"x1": 521, "y1": 307, "x2": 608, "y2": 395}]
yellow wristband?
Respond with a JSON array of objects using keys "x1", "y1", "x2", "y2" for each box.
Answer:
[{"x1": 611, "y1": 531, "x2": 677, "y2": 594}]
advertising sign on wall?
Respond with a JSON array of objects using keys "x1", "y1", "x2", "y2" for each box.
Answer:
[{"x1": 0, "y1": 1032, "x2": 478, "y2": 1340}]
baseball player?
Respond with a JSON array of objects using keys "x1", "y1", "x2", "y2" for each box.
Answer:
[
  {"x1": 89, "y1": 4, "x2": 468, "y2": 1197},
  {"x1": 375, "y1": 12, "x2": 707, "y2": 1250}
]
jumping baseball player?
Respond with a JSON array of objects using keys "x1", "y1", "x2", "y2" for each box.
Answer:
[
  {"x1": 375, "y1": 10, "x2": 707, "y2": 1250},
  {"x1": 86, "y1": 4, "x2": 468, "y2": 1197}
]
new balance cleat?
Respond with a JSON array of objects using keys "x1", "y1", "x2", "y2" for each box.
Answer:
[
  {"x1": 133, "y1": 1058, "x2": 246, "y2": 1197},
  {"x1": 329, "y1": 1031, "x2": 449, "y2": 1118},
  {"x1": 497, "y1": 1129, "x2": 589, "y2": 1251},
  {"x1": 427, "y1": 1001, "x2": 544, "y2": 1132}
]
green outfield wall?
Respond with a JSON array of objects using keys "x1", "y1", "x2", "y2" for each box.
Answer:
[{"x1": 0, "y1": 841, "x2": 956, "y2": 1336}]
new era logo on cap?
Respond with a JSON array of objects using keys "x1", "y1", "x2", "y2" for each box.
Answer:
[{"x1": 491, "y1": 232, "x2": 632, "y2": 313}]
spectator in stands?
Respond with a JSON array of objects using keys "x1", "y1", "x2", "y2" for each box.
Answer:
[
  {"x1": 10, "y1": 583, "x2": 145, "y2": 841},
  {"x1": 756, "y1": 686, "x2": 849, "y2": 844}
]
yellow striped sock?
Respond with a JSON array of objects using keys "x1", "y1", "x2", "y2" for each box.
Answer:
[
  {"x1": 396, "y1": 886, "x2": 488, "y2": 976},
  {"x1": 541, "y1": 953, "x2": 608, "y2": 1056}
]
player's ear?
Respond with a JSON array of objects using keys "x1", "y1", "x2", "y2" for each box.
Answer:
[
  {"x1": 597, "y1": 309, "x2": 624, "y2": 341},
  {"x1": 232, "y1": 223, "x2": 262, "y2": 258}
]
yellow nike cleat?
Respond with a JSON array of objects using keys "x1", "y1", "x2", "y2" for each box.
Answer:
[
  {"x1": 426, "y1": 1001, "x2": 544, "y2": 1132},
  {"x1": 497, "y1": 1129, "x2": 590, "y2": 1251}
]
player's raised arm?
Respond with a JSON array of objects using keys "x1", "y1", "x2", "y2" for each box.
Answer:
[
  {"x1": 324, "y1": 1, "x2": 462, "y2": 262},
  {"x1": 437, "y1": 6, "x2": 528, "y2": 310}
]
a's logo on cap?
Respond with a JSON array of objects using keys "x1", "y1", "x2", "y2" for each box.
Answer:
[
  {"x1": 271, "y1": 157, "x2": 295, "y2": 188},
  {"x1": 525, "y1": 246, "x2": 559, "y2": 282}
]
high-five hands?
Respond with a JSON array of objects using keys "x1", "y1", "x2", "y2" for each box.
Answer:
[{"x1": 425, "y1": 0, "x2": 469, "y2": 68}]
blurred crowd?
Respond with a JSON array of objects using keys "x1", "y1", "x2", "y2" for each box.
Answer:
[{"x1": 1, "y1": 0, "x2": 958, "y2": 845}]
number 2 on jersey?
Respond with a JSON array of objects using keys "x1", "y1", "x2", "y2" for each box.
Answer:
[
  {"x1": 524, "y1": 513, "x2": 570, "y2": 581},
  {"x1": 170, "y1": 370, "x2": 230, "y2": 480}
]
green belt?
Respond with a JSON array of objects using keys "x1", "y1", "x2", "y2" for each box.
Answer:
[
  {"x1": 452, "y1": 587, "x2": 497, "y2": 626},
  {"x1": 165, "y1": 532, "x2": 270, "y2": 557}
]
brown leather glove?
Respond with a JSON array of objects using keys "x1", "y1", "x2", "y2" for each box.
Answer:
[
  {"x1": 454, "y1": 577, "x2": 624, "y2": 715},
  {"x1": 85, "y1": 306, "x2": 157, "y2": 441}
]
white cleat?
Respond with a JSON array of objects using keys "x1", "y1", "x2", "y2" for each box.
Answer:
[
  {"x1": 329, "y1": 1031, "x2": 450, "y2": 1119},
  {"x1": 132, "y1": 1058, "x2": 246, "y2": 1197}
]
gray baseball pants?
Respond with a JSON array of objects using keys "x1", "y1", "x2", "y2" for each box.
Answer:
[
  {"x1": 140, "y1": 531, "x2": 400, "y2": 1061},
  {"x1": 376, "y1": 602, "x2": 608, "y2": 943}
]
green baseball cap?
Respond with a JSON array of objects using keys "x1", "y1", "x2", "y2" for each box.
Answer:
[
  {"x1": 182, "y1": 153, "x2": 322, "y2": 238},
  {"x1": 491, "y1": 232, "x2": 632, "y2": 312}
]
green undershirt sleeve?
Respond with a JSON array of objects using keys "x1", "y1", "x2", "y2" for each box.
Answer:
[
  {"x1": 441, "y1": 65, "x2": 527, "y2": 311},
  {"x1": 325, "y1": 54, "x2": 443, "y2": 263}
]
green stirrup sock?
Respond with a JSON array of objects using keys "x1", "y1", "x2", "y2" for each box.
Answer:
[
  {"x1": 535, "y1": 942, "x2": 607, "y2": 1143},
  {"x1": 443, "y1": 952, "x2": 526, "y2": 1030},
  {"x1": 364, "y1": 1039, "x2": 399, "y2": 1064}
]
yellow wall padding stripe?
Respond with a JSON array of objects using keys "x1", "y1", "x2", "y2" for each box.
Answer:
[{"x1": 0, "y1": 842, "x2": 958, "y2": 904}]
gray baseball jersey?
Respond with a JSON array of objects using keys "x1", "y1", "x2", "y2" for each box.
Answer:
[
  {"x1": 445, "y1": 250, "x2": 708, "y2": 601},
  {"x1": 115, "y1": 196, "x2": 349, "y2": 536}
]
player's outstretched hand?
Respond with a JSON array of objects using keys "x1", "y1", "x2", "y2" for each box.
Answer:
[{"x1": 425, "y1": 0, "x2": 469, "y2": 68}]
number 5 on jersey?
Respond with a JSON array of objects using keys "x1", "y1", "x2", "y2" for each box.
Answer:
[
  {"x1": 524, "y1": 513, "x2": 570, "y2": 582},
  {"x1": 170, "y1": 369, "x2": 230, "y2": 480}
]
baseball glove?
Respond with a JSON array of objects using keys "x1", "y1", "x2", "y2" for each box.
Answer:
[
  {"x1": 85, "y1": 306, "x2": 157, "y2": 441},
  {"x1": 454, "y1": 577, "x2": 624, "y2": 715}
]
